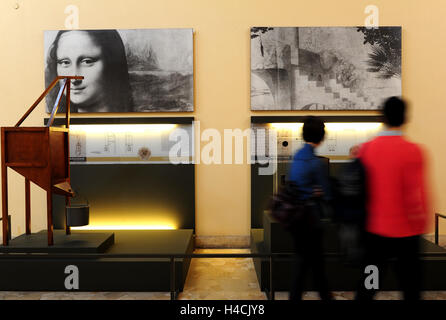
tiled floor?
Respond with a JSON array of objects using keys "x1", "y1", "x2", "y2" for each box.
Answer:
[
  {"x1": 179, "y1": 249, "x2": 266, "y2": 300},
  {"x1": 1, "y1": 236, "x2": 445, "y2": 300}
]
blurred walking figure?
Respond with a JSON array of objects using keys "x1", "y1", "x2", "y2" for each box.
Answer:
[
  {"x1": 355, "y1": 97, "x2": 431, "y2": 300},
  {"x1": 334, "y1": 145, "x2": 367, "y2": 266},
  {"x1": 288, "y1": 116, "x2": 333, "y2": 301}
]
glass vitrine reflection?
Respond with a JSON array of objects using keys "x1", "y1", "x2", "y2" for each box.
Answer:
[{"x1": 251, "y1": 121, "x2": 383, "y2": 194}]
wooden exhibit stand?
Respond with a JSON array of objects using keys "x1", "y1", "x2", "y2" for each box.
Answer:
[{"x1": 1, "y1": 76, "x2": 83, "y2": 246}]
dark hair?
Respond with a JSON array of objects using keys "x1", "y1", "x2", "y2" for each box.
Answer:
[
  {"x1": 382, "y1": 96, "x2": 406, "y2": 127},
  {"x1": 302, "y1": 116, "x2": 325, "y2": 144},
  {"x1": 45, "y1": 30, "x2": 133, "y2": 113}
]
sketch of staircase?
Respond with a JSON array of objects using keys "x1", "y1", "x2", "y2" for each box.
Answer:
[{"x1": 296, "y1": 68, "x2": 374, "y2": 110}]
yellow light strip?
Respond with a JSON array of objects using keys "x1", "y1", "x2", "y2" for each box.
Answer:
[
  {"x1": 270, "y1": 123, "x2": 303, "y2": 130},
  {"x1": 269, "y1": 122, "x2": 382, "y2": 131},
  {"x1": 71, "y1": 224, "x2": 176, "y2": 230},
  {"x1": 70, "y1": 124, "x2": 177, "y2": 134},
  {"x1": 325, "y1": 122, "x2": 383, "y2": 131},
  {"x1": 80, "y1": 156, "x2": 192, "y2": 162}
]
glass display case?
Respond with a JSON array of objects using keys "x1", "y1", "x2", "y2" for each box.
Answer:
[
  {"x1": 250, "y1": 115, "x2": 383, "y2": 227},
  {"x1": 45, "y1": 117, "x2": 195, "y2": 231}
]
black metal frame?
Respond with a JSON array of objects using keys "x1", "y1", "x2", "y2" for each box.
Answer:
[
  {"x1": 0, "y1": 251, "x2": 295, "y2": 300},
  {"x1": 44, "y1": 117, "x2": 195, "y2": 126},
  {"x1": 435, "y1": 213, "x2": 446, "y2": 245}
]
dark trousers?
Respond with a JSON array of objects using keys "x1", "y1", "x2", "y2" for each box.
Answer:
[
  {"x1": 289, "y1": 226, "x2": 332, "y2": 300},
  {"x1": 355, "y1": 233, "x2": 422, "y2": 300}
]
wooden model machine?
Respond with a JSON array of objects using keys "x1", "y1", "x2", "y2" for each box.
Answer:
[{"x1": 1, "y1": 76, "x2": 83, "y2": 246}]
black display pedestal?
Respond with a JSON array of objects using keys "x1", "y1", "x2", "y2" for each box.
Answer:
[
  {"x1": 252, "y1": 211, "x2": 446, "y2": 291},
  {"x1": 0, "y1": 230, "x2": 114, "y2": 253},
  {"x1": 263, "y1": 211, "x2": 340, "y2": 253},
  {"x1": 0, "y1": 230, "x2": 194, "y2": 292}
]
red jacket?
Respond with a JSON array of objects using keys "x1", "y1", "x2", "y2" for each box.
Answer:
[{"x1": 359, "y1": 134, "x2": 430, "y2": 237}]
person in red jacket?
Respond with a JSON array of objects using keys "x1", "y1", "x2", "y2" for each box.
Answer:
[{"x1": 355, "y1": 96, "x2": 430, "y2": 300}]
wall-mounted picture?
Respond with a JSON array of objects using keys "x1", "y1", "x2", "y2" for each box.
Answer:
[
  {"x1": 44, "y1": 28, "x2": 194, "y2": 113},
  {"x1": 251, "y1": 27, "x2": 401, "y2": 110}
]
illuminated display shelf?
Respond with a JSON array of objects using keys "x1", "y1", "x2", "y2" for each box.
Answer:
[
  {"x1": 42, "y1": 117, "x2": 196, "y2": 232},
  {"x1": 44, "y1": 117, "x2": 195, "y2": 165},
  {"x1": 251, "y1": 115, "x2": 384, "y2": 163}
]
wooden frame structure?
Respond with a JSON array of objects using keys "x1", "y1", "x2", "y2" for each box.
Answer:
[
  {"x1": 435, "y1": 213, "x2": 446, "y2": 245},
  {"x1": 1, "y1": 76, "x2": 83, "y2": 246}
]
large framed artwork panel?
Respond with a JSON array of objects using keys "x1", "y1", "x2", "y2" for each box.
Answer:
[
  {"x1": 44, "y1": 28, "x2": 194, "y2": 113},
  {"x1": 251, "y1": 27, "x2": 401, "y2": 111}
]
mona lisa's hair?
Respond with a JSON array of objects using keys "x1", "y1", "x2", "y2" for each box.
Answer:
[{"x1": 45, "y1": 29, "x2": 133, "y2": 113}]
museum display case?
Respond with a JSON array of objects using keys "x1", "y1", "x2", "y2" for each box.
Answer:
[
  {"x1": 250, "y1": 116, "x2": 446, "y2": 291},
  {"x1": 0, "y1": 115, "x2": 196, "y2": 292}
]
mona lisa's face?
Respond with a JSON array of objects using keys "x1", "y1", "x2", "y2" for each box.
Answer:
[{"x1": 56, "y1": 31, "x2": 105, "y2": 107}]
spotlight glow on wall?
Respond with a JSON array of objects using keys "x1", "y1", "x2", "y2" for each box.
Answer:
[
  {"x1": 269, "y1": 123, "x2": 303, "y2": 131},
  {"x1": 71, "y1": 224, "x2": 176, "y2": 231},
  {"x1": 70, "y1": 211, "x2": 178, "y2": 231},
  {"x1": 70, "y1": 124, "x2": 177, "y2": 134},
  {"x1": 324, "y1": 122, "x2": 383, "y2": 131},
  {"x1": 269, "y1": 122, "x2": 382, "y2": 132}
]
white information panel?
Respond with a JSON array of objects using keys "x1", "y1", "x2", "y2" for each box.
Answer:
[
  {"x1": 69, "y1": 124, "x2": 194, "y2": 164},
  {"x1": 252, "y1": 122, "x2": 383, "y2": 162}
]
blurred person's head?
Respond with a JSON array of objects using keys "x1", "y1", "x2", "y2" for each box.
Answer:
[
  {"x1": 45, "y1": 29, "x2": 132, "y2": 112},
  {"x1": 382, "y1": 96, "x2": 406, "y2": 128},
  {"x1": 302, "y1": 116, "x2": 325, "y2": 146},
  {"x1": 349, "y1": 145, "x2": 360, "y2": 159}
]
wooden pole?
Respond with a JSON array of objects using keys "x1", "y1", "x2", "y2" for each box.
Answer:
[
  {"x1": 15, "y1": 76, "x2": 83, "y2": 128},
  {"x1": 435, "y1": 213, "x2": 439, "y2": 245},
  {"x1": 65, "y1": 79, "x2": 71, "y2": 128},
  {"x1": 65, "y1": 196, "x2": 71, "y2": 235},
  {"x1": 1, "y1": 129, "x2": 9, "y2": 245},
  {"x1": 25, "y1": 178, "x2": 31, "y2": 234},
  {"x1": 46, "y1": 127, "x2": 54, "y2": 246},
  {"x1": 47, "y1": 191, "x2": 54, "y2": 246},
  {"x1": 65, "y1": 81, "x2": 71, "y2": 235},
  {"x1": 46, "y1": 79, "x2": 68, "y2": 128}
]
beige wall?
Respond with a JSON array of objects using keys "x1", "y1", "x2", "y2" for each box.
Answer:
[{"x1": 0, "y1": 0, "x2": 445, "y2": 240}]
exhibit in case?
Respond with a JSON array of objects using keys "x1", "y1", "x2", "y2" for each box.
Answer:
[
  {"x1": 250, "y1": 115, "x2": 383, "y2": 227},
  {"x1": 47, "y1": 117, "x2": 196, "y2": 231},
  {"x1": 250, "y1": 117, "x2": 383, "y2": 193},
  {"x1": 0, "y1": 92, "x2": 195, "y2": 291},
  {"x1": 250, "y1": 116, "x2": 446, "y2": 292},
  {"x1": 68, "y1": 122, "x2": 194, "y2": 165},
  {"x1": 251, "y1": 27, "x2": 401, "y2": 111}
]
